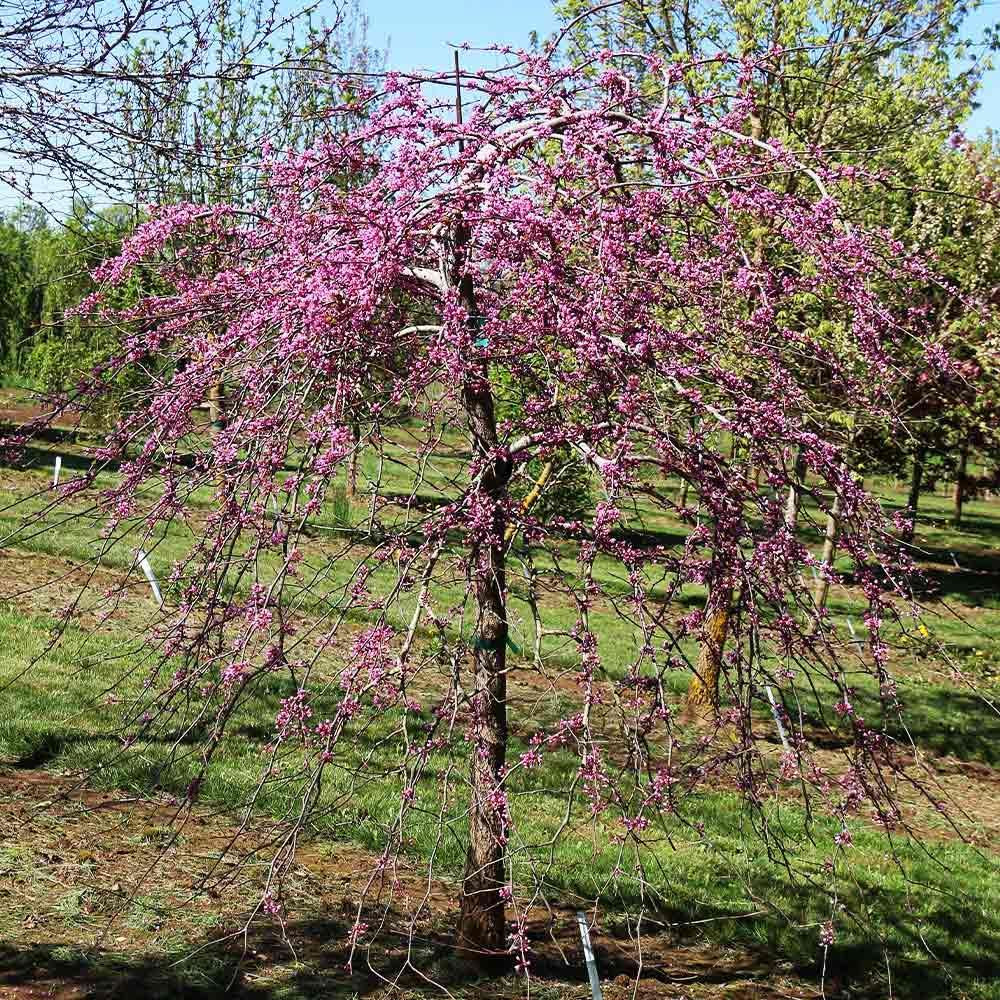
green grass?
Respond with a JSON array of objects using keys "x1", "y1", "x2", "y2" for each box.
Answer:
[
  {"x1": 1, "y1": 601, "x2": 999, "y2": 998},
  {"x1": 2, "y1": 446, "x2": 1000, "y2": 997}
]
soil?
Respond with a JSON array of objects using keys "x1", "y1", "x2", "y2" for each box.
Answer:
[{"x1": 0, "y1": 768, "x2": 824, "y2": 1000}]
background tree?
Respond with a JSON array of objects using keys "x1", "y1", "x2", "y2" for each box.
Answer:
[
  {"x1": 0, "y1": 0, "x2": 384, "y2": 408},
  {"x1": 0, "y1": 212, "x2": 39, "y2": 374},
  {"x1": 554, "y1": 0, "x2": 997, "y2": 701},
  {"x1": 853, "y1": 134, "x2": 1000, "y2": 533},
  {"x1": 0, "y1": 0, "x2": 208, "y2": 202}
]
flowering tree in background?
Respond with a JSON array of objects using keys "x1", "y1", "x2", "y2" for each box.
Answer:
[{"x1": 6, "y1": 47, "x2": 962, "y2": 962}]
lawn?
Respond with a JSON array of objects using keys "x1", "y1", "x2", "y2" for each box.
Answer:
[{"x1": 0, "y1": 431, "x2": 999, "y2": 999}]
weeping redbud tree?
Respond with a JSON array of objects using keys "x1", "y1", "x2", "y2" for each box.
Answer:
[{"x1": 11, "y1": 50, "x2": 948, "y2": 960}]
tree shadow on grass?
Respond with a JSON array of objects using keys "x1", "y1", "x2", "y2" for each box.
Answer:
[
  {"x1": 2, "y1": 866, "x2": 995, "y2": 1000},
  {"x1": 881, "y1": 685, "x2": 1000, "y2": 765},
  {"x1": 905, "y1": 542, "x2": 1000, "y2": 608},
  {"x1": 0, "y1": 918, "x2": 790, "y2": 1000},
  {"x1": 0, "y1": 941, "x2": 247, "y2": 1000},
  {"x1": 787, "y1": 677, "x2": 1000, "y2": 766},
  {"x1": 844, "y1": 683, "x2": 1000, "y2": 765}
]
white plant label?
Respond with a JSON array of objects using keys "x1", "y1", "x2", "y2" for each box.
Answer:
[
  {"x1": 765, "y1": 685, "x2": 790, "y2": 750},
  {"x1": 846, "y1": 616, "x2": 865, "y2": 654},
  {"x1": 137, "y1": 549, "x2": 163, "y2": 607},
  {"x1": 575, "y1": 912, "x2": 603, "y2": 1000},
  {"x1": 52, "y1": 455, "x2": 61, "y2": 488}
]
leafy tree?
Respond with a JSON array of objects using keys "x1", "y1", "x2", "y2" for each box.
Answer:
[
  {"x1": 555, "y1": 0, "x2": 986, "y2": 147},
  {"x1": 123, "y1": 0, "x2": 384, "y2": 208},
  {"x1": 555, "y1": 0, "x2": 997, "y2": 672},
  {"x1": 853, "y1": 134, "x2": 1000, "y2": 531},
  {"x1": 21, "y1": 202, "x2": 145, "y2": 415},
  {"x1": 0, "y1": 2, "x2": 385, "y2": 410},
  {"x1": 0, "y1": 215, "x2": 38, "y2": 374}
]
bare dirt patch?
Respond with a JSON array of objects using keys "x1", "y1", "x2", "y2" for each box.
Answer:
[
  {"x1": 0, "y1": 548, "x2": 156, "y2": 631},
  {"x1": 0, "y1": 769, "x2": 827, "y2": 1000}
]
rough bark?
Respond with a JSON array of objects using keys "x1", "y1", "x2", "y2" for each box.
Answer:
[
  {"x1": 684, "y1": 584, "x2": 732, "y2": 721},
  {"x1": 457, "y1": 368, "x2": 510, "y2": 954}
]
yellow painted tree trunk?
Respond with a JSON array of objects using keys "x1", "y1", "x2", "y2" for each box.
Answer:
[
  {"x1": 503, "y1": 460, "x2": 553, "y2": 547},
  {"x1": 685, "y1": 586, "x2": 732, "y2": 721}
]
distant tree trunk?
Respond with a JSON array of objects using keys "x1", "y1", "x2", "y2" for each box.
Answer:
[
  {"x1": 903, "y1": 445, "x2": 925, "y2": 543},
  {"x1": 679, "y1": 478, "x2": 690, "y2": 508},
  {"x1": 684, "y1": 581, "x2": 733, "y2": 722},
  {"x1": 812, "y1": 491, "x2": 842, "y2": 624},
  {"x1": 685, "y1": 108, "x2": 764, "y2": 719},
  {"x1": 207, "y1": 382, "x2": 226, "y2": 437},
  {"x1": 953, "y1": 437, "x2": 969, "y2": 526},
  {"x1": 784, "y1": 443, "x2": 807, "y2": 531},
  {"x1": 346, "y1": 419, "x2": 360, "y2": 499},
  {"x1": 503, "y1": 460, "x2": 552, "y2": 547}
]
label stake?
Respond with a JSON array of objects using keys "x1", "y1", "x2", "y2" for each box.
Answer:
[
  {"x1": 765, "y1": 685, "x2": 790, "y2": 749},
  {"x1": 52, "y1": 456, "x2": 62, "y2": 488},
  {"x1": 846, "y1": 616, "x2": 865, "y2": 654},
  {"x1": 137, "y1": 549, "x2": 163, "y2": 607},
  {"x1": 575, "y1": 912, "x2": 603, "y2": 1000}
]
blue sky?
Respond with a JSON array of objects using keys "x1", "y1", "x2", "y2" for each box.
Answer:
[
  {"x1": 362, "y1": 0, "x2": 998, "y2": 135},
  {"x1": 963, "y1": 5, "x2": 999, "y2": 136},
  {"x1": 362, "y1": 0, "x2": 559, "y2": 75}
]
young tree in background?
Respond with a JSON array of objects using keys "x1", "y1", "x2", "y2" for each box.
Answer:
[
  {"x1": 122, "y1": 0, "x2": 383, "y2": 209},
  {"x1": 855, "y1": 135, "x2": 1000, "y2": 533},
  {"x1": 0, "y1": 0, "x2": 383, "y2": 400},
  {"x1": 0, "y1": 0, "x2": 209, "y2": 203}
]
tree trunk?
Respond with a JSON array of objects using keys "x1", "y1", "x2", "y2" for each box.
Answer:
[
  {"x1": 207, "y1": 382, "x2": 226, "y2": 437},
  {"x1": 684, "y1": 583, "x2": 733, "y2": 722},
  {"x1": 953, "y1": 437, "x2": 969, "y2": 527},
  {"x1": 902, "y1": 445, "x2": 925, "y2": 543},
  {"x1": 812, "y1": 491, "x2": 842, "y2": 623},
  {"x1": 784, "y1": 443, "x2": 807, "y2": 531},
  {"x1": 451, "y1": 211, "x2": 511, "y2": 955},
  {"x1": 346, "y1": 419, "x2": 360, "y2": 500},
  {"x1": 458, "y1": 512, "x2": 509, "y2": 955}
]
